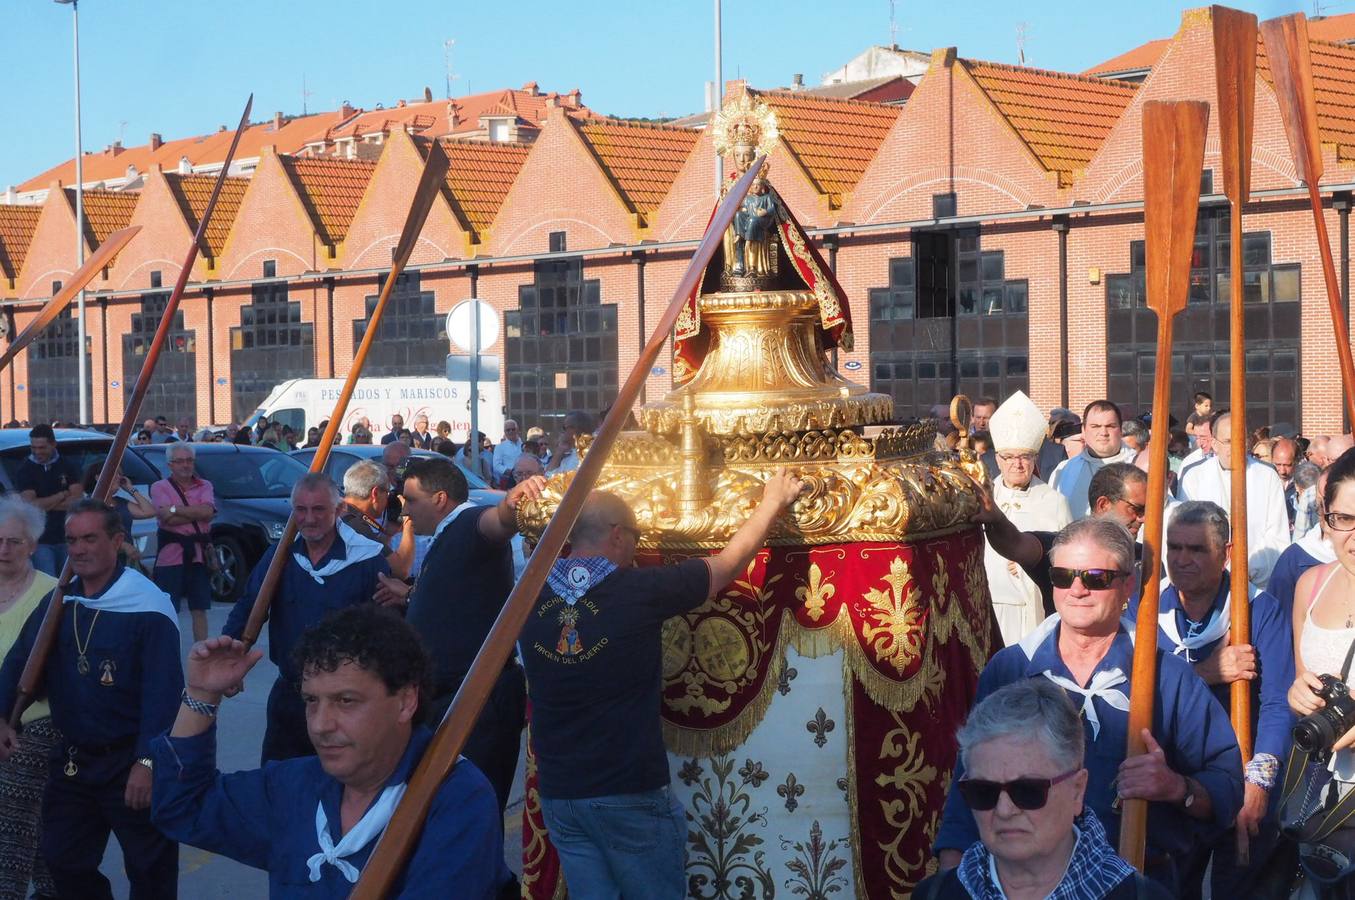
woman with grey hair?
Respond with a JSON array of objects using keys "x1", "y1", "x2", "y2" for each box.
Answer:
[
  {"x1": 915, "y1": 679, "x2": 1169, "y2": 899},
  {"x1": 0, "y1": 496, "x2": 59, "y2": 899}
]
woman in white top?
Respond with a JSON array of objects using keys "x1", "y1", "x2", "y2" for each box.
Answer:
[{"x1": 1289, "y1": 448, "x2": 1355, "y2": 755}]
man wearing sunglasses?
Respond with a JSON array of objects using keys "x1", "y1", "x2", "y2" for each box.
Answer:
[
  {"x1": 915, "y1": 679, "x2": 1170, "y2": 899},
  {"x1": 1049, "y1": 400, "x2": 1138, "y2": 521},
  {"x1": 1179, "y1": 410, "x2": 1290, "y2": 586},
  {"x1": 934, "y1": 517, "x2": 1244, "y2": 894},
  {"x1": 1127, "y1": 501, "x2": 1293, "y2": 896},
  {"x1": 979, "y1": 462, "x2": 1149, "y2": 619}
]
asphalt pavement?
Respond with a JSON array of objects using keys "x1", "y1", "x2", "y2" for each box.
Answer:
[{"x1": 96, "y1": 602, "x2": 526, "y2": 897}]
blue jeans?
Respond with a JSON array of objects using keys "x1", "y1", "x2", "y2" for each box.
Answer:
[
  {"x1": 540, "y1": 786, "x2": 687, "y2": 900},
  {"x1": 32, "y1": 543, "x2": 66, "y2": 578}
]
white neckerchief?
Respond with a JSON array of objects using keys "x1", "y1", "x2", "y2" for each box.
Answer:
[
  {"x1": 63, "y1": 567, "x2": 178, "y2": 628},
  {"x1": 306, "y1": 782, "x2": 407, "y2": 883},
  {"x1": 432, "y1": 501, "x2": 480, "y2": 542},
  {"x1": 1042, "y1": 669, "x2": 1130, "y2": 740},
  {"x1": 292, "y1": 521, "x2": 384, "y2": 585},
  {"x1": 1159, "y1": 590, "x2": 1231, "y2": 657}
]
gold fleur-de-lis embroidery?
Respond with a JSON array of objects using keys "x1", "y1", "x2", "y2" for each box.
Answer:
[
  {"x1": 861, "y1": 557, "x2": 925, "y2": 674},
  {"x1": 795, "y1": 562, "x2": 836, "y2": 623}
]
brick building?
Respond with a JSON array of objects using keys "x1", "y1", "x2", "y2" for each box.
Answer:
[{"x1": 2, "y1": 8, "x2": 1355, "y2": 435}]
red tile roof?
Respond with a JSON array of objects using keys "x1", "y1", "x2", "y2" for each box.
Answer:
[
  {"x1": 18, "y1": 111, "x2": 349, "y2": 193},
  {"x1": 65, "y1": 188, "x2": 139, "y2": 248},
  {"x1": 278, "y1": 156, "x2": 377, "y2": 247},
  {"x1": 573, "y1": 120, "x2": 699, "y2": 217},
  {"x1": 437, "y1": 139, "x2": 532, "y2": 235},
  {"x1": 1258, "y1": 35, "x2": 1355, "y2": 163},
  {"x1": 1084, "y1": 39, "x2": 1171, "y2": 77},
  {"x1": 959, "y1": 59, "x2": 1138, "y2": 186},
  {"x1": 165, "y1": 173, "x2": 249, "y2": 259},
  {"x1": 0, "y1": 204, "x2": 41, "y2": 280},
  {"x1": 320, "y1": 87, "x2": 598, "y2": 144},
  {"x1": 753, "y1": 89, "x2": 901, "y2": 208}
]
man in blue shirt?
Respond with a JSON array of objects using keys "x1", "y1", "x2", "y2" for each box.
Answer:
[
  {"x1": 14, "y1": 423, "x2": 83, "y2": 576},
  {"x1": 224, "y1": 472, "x2": 390, "y2": 763},
  {"x1": 1130, "y1": 501, "x2": 1294, "y2": 894},
  {"x1": 152, "y1": 603, "x2": 510, "y2": 898},
  {"x1": 933, "y1": 517, "x2": 1244, "y2": 894},
  {"x1": 519, "y1": 469, "x2": 804, "y2": 900},
  {"x1": 0, "y1": 499, "x2": 182, "y2": 899}
]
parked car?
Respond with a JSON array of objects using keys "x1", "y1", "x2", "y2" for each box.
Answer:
[
  {"x1": 0, "y1": 427, "x2": 161, "y2": 563},
  {"x1": 131, "y1": 443, "x2": 309, "y2": 603},
  {"x1": 289, "y1": 445, "x2": 503, "y2": 505}
]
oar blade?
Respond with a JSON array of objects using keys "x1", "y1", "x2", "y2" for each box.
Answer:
[
  {"x1": 1143, "y1": 100, "x2": 1209, "y2": 320},
  {"x1": 1212, "y1": 5, "x2": 1258, "y2": 205},
  {"x1": 1261, "y1": 13, "x2": 1323, "y2": 187}
]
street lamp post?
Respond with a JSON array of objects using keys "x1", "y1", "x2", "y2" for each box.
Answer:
[{"x1": 55, "y1": 0, "x2": 88, "y2": 425}]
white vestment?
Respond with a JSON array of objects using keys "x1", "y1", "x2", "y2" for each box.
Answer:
[
  {"x1": 1177, "y1": 455, "x2": 1290, "y2": 586},
  {"x1": 985, "y1": 477, "x2": 1072, "y2": 646},
  {"x1": 1049, "y1": 446, "x2": 1137, "y2": 520}
]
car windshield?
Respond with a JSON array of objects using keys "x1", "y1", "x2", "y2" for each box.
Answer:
[
  {"x1": 143, "y1": 450, "x2": 308, "y2": 499},
  {"x1": 0, "y1": 440, "x2": 159, "y2": 490}
]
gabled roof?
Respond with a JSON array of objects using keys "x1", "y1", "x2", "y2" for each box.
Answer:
[
  {"x1": 1258, "y1": 35, "x2": 1355, "y2": 163},
  {"x1": 164, "y1": 173, "x2": 250, "y2": 259},
  {"x1": 277, "y1": 156, "x2": 377, "y2": 247},
  {"x1": 18, "y1": 111, "x2": 349, "y2": 193},
  {"x1": 958, "y1": 59, "x2": 1138, "y2": 186},
  {"x1": 573, "y1": 120, "x2": 699, "y2": 217},
  {"x1": 65, "y1": 188, "x2": 139, "y2": 248},
  {"x1": 438, "y1": 139, "x2": 532, "y2": 235},
  {"x1": 754, "y1": 89, "x2": 901, "y2": 207},
  {"x1": 0, "y1": 204, "x2": 41, "y2": 280},
  {"x1": 318, "y1": 86, "x2": 599, "y2": 145},
  {"x1": 1084, "y1": 39, "x2": 1171, "y2": 78}
]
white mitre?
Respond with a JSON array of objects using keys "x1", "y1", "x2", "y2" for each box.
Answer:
[{"x1": 989, "y1": 391, "x2": 1046, "y2": 453}]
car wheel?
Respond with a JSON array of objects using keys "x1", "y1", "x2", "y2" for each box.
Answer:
[{"x1": 211, "y1": 534, "x2": 247, "y2": 604}]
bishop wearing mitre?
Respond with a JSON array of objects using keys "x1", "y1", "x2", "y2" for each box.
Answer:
[{"x1": 983, "y1": 392, "x2": 1072, "y2": 645}]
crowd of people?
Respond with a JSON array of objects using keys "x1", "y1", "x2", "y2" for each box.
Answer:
[{"x1": 1, "y1": 386, "x2": 1355, "y2": 897}]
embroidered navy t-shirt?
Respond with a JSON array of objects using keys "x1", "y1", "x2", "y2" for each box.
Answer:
[{"x1": 521, "y1": 557, "x2": 710, "y2": 800}]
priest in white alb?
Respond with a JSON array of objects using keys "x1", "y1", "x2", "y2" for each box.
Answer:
[
  {"x1": 1178, "y1": 410, "x2": 1289, "y2": 586},
  {"x1": 983, "y1": 391, "x2": 1072, "y2": 645}
]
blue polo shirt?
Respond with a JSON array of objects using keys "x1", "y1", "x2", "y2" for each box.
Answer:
[
  {"x1": 224, "y1": 535, "x2": 389, "y2": 683},
  {"x1": 934, "y1": 621, "x2": 1243, "y2": 861},
  {"x1": 150, "y1": 724, "x2": 509, "y2": 898}
]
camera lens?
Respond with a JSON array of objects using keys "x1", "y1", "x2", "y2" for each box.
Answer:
[{"x1": 1294, "y1": 715, "x2": 1335, "y2": 755}]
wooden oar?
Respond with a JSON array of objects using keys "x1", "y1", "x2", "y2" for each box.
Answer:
[
  {"x1": 1262, "y1": 13, "x2": 1355, "y2": 427},
  {"x1": 1120, "y1": 100, "x2": 1209, "y2": 870},
  {"x1": 0, "y1": 225, "x2": 141, "y2": 375},
  {"x1": 7, "y1": 94, "x2": 254, "y2": 728},
  {"x1": 351, "y1": 156, "x2": 767, "y2": 898},
  {"x1": 1214, "y1": 2, "x2": 1257, "y2": 762},
  {"x1": 238, "y1": 140, "x2": 450, "y2": 647}
]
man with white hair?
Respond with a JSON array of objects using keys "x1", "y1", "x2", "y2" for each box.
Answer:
[
  {"x1": 340, "y1": 459, "x2": 414, "y2": 580},
  {"x1": 224, "y1": 473, "x2": 390, "y2": 763},
  {"x1": 983, "y1": 392, "x2": 1072, "y2": 645},
  {"x1": 493, "y1": 419, "x2": 523, "y2": 482},
  {"x1": 1178, "y1": 410, "x2": 1290, "y2": 585},
  {"x1": 1050, "y1": 401, "x2": 1137, "y2": 520}
]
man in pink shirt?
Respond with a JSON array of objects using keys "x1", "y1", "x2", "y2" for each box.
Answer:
[{"x1": 151, "y1": 443, "x2": 217, "y2": 641}]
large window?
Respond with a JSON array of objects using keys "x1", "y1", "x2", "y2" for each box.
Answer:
[
  {"x1": 27, "y1": 305, "x2": 92, "y2": 424},
  {"x1": 868, "y1": 229, "x2": 1029, "y2": 418},
  {"x1": 1105, "y1": 208, "x2": 1301, "y2": 424},
  {"x1": 351, "y1": 272, "x2": 446, "y2": 376},
  {"x1": 123, "y1": 292, "x2": 197, "y2": 425},
  {"x1": 230, "y1": 281, "x2": 314, "y2": 422},
  {"x1": 504, "y1": 258, "x2": 615, "y2": 434}
]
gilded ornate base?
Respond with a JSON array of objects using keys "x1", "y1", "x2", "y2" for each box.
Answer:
[
  {"x1": 517, "y1": 426, "x2": 988, "y2": 549},
  {"x1": 640, "y1": 290, "x2": 892, "y2": 437}
]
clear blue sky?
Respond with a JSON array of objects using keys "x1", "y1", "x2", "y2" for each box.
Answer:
[{"x1": 0, "y1": 0, "x2": 1330, "y2": 188}]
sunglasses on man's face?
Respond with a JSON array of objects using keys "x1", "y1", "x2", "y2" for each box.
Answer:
[
  {"x1": 1048, "y1": 567, "x2": 1129, "y2": 590},
  {"x1": 957, "y1": 768, "x2": 1080, "y2": 811}
]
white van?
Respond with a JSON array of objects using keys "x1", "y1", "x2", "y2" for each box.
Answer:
[{"x1": 245, "y1": 377, "x2": 504, "y2": 443}]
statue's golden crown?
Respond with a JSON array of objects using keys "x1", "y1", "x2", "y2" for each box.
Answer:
[{"x1": 712, "y1": 92, "x2": 779, "y2": 158}]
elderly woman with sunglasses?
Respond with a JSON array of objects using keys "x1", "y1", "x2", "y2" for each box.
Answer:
[
  {"x1": 0, "y1": 496, "x2": 59, "y2": 899},
  {"x1": 934, "y1": 517, "x2": 1243, "y2": 895},
  {"x1": 915, "y1": 679, "x2": 1170, "y2": 899}
]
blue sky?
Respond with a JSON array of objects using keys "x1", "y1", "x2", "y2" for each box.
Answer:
[{"x1": 0, "y1": 0, "x2": 1328, "y2": 188}]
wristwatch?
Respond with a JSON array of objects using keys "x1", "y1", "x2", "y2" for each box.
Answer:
[
  {"x1": 136, "y1": 756, "x2": 153, "y2": 771},
  {"x1": 1180, "y1": 776, "x2": 1196, "y2": 810}
]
